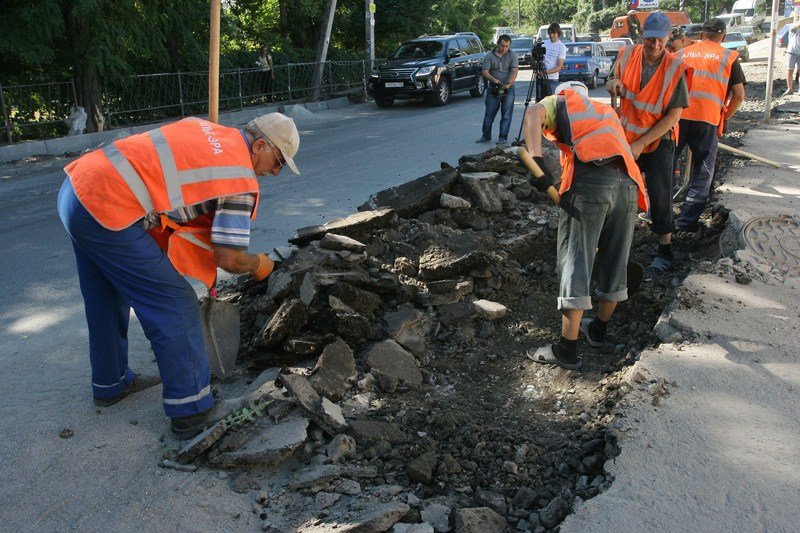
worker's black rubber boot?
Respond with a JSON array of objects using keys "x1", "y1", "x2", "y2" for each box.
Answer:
[
  {"x1": 92, "y1": 373, "x2": 162, "y2": 407},
  {"x1": 170, "y1": 409, "x2": 212, "y2": 440}
]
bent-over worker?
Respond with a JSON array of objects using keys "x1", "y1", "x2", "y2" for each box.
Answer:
[
  {"x1": 57, "y1": 113, "x2": 300, "y2": 438},
  {"x1": 524, "y1": 81, "x2": 648, "y2": 369}
]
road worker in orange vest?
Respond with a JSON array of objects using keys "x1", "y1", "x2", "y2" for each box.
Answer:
[
  {"x1": 666, "y1": 26, "x2": 696, "y2": 53},
  {"x1": 57, "y1": 113, "x2": 300, "y2": 438},
  {"x1": 673, "y1": 18, "x2": 746, "y2": 232},
  {"x1": 524, "y1": 81, "x2": 648, "y2": 370},
  {"x1": 606, "y1": 12, "x2": 692, "y2": 273}
]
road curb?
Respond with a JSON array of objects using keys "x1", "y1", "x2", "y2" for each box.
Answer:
[{"x1": 0, "y1": 96, "x2": 355, "y2": 164}]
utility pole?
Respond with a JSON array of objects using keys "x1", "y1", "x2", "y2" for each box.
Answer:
[
  {"x1": 704, "y1": 0, "x2": 709, "y2": 21},
  {"x1": 312, "y1": 0, "x2": 337, "y2": 100},
  {"x1": 517, "y1": 0, "x2": 521, "y2": 28},
  {"x1": 209, "y1": 0, "x2": 220, "y2": 123},
  {"x1": 764, "y1": 0, "x2": 781, "y2": 123},
  {"x1": 365, "y1": 0, "x2": 375, "y2": 68}
]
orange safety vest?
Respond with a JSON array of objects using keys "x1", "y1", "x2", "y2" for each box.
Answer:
[
  {"x1": 615, "y1": 45, "x2": 692, "y2": 153},
  {"x1": 677, "y1": 40, "x2": 738, "y2": 134},
  {"x1": 65, "y1": 117, "x2": 260, "y2": 288},
  {"x1": 543, "y1": 90, "x2": 649, "y2": 212}
]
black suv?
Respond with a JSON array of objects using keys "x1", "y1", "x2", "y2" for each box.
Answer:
[{"x1": 369, "y1": 32, "x2": 486, "y2": 107}]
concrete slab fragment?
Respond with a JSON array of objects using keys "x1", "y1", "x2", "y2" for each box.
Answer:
[
  {"x1": 176, "y1": 419, "x2": 229, "y2": 464},
  {"x1": 290, "y1": 208, "x2": 397, "y2": 245},
  {"x1": 385, "y1": 305, "x2": 428, "y2": 355},
  {"x1": 297, "y1": 502, "x2": 410, "y2": 532},
  {"x1": 453, "y1": 507, "x2": 506, "y2": 533},
  {"x1": 256, "y1": 299, "x2": 308, "y2": 347},
  {"x1": 366, "y1": 340, "x2": 423, "y2": 388},
  {"x1": 310, "y1": 338, "x2": 357, "y2": 400},
  {"x1": 319, "y1": 233, "x2": 367, "y2": 253},
  {"x1": 209, "y1": 416, "x2": 309, "y2": 468},
  {"x1": 473, "y1": 300, "x2": 507, "y2": 319},
  {"x1": 358, "y1": 167, "x2": 459, "y2": 217}
]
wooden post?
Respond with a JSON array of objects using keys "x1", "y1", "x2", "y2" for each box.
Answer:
[{"x1": 209, "y1": 0, "x2": 221, "y2": 123}]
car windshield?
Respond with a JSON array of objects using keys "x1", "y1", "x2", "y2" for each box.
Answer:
[
  {"x1": 566, "y1": 44, "x2": 593, "y2": 57},
  {"x1": 725, "y1": 33, "x2": 745, "y2": 42},
  {"x1": 733, "y1": 8, "x2": 754, "y2": 16},
  {"x1": 511, "y1": 38, "x2": 533, "y2": 49},
  {"x1": 392, "y1": 41, "x2": 444, "y2": 59}
]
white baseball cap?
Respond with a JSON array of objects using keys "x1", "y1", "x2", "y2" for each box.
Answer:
[
  {"x1": 252, "y1": 113, "x2": 300, "y2": 174},
  {"x1": 554, "y1": 81, "x2": 589, "y2": 97}
]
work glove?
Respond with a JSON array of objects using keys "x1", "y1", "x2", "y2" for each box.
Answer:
[
  {"x1": 530, "y1": 156, "x2": 554, "y2": 192},
  {"x1": 250, "y1": 253, "x2": 275, "y2": 281}
]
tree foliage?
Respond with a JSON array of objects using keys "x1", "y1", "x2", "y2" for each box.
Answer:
[{"x1": 0, "y1": 0, "x2": 723, "y2": 133}]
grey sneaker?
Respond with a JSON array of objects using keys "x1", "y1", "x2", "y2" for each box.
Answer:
[{"x1": 476, "y1": 137, "x2": 491, "y2": 143}]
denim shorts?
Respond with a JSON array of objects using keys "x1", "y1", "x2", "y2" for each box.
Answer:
[{"x1": 556, "y1": 164, "x2": 638, "y2": 310}]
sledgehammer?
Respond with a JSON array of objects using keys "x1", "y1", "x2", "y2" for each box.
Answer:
[{"x1": 513, "y1": 146, "x2": 645, "y2": 296}]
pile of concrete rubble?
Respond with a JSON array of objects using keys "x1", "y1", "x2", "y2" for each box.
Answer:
[{"x1": 165, "y1": 144, "x2": 640, "y2": 533}]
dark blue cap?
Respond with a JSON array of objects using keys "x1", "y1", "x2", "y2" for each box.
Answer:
[{"x1": 642, "y1": 12, "x2": 672, "y2": 39}]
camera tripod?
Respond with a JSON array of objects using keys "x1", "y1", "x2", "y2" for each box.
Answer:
[{"x1": 516, "y1": 43, "x2": 552, "y2": 142}]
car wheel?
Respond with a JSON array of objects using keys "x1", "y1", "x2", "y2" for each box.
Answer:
[
  {"x1": 375, "y1": 96, "x2": 394, "y2": 108},
  {"x1": 587, "y1": 71, "x2": 598, "y2": 90},
  {"x1": 430, "y1": 77, "x2": 451, "y2": 106},
  {"x1": 470, "y1": 75, "x2": 485, "y2": 97}
]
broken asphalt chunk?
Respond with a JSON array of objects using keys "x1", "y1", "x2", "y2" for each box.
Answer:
[
  {"x1": 209, "y1": 416, "x2": 309, "y2": 468},
  {"x1": 358, "y1": 167, "x2": 459, "y2": 217},
  {"x1": 256, "y1": 298, "x2": 308, "y2": 347},
  {"x1": 319, "y1": 233, "x2": 367, "y2": 254},
  {"x1": 290, "y1": 208, "x2": 397, "y2": 246},
  {"x1": 310, "y1": 338, "x2": 357, "y2": 401},
  {"x1": 279, "y1": 373, "x2": 348, "y2": 435},
  {"x1": 366, "y1": 340, "x2": 423, "y2": 389},
  {"x1": 176, "y1": 419, "x2": 228, "y2": 464}
]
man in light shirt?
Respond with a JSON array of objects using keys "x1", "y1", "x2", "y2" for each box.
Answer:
[
  {"x1": 542, "y1": 23, "x2": 568, "y2": 95},
  {"x1": 785, "y1": 21, "x2": 800, "y2": 96}
]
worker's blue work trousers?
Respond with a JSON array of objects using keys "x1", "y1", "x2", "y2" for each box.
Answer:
[
  {"x1": 57, "y1": 178, "x2": 212, "y2": 418},
  {"x1": 674, "y1": 119, "x2": 719, "y2": 229}
]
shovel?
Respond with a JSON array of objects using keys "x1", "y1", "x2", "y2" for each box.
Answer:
[{"x1": 200, "y1": 287, "x2": 240, "y2": 380}]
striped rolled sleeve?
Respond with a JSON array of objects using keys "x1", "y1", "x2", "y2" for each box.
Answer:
[{"x1": 211, "y1": 194, "x2": 255, "y2": 250}]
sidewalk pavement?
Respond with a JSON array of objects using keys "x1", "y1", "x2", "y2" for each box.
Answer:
[{"x1": 561, "y1": 119, "x2": 800, "y2": 530}]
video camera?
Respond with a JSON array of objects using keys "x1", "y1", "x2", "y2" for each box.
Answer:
[
  {"x1": 489, "y1": 83, "x2": 508, "y2": 98},
  {"x1": 530, "y1": 38, "x2": 546, "y2": 62}
]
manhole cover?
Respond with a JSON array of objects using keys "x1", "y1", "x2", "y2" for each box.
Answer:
[{"x1": 742, "y1": 216, "x2": 800, "y2": 276}]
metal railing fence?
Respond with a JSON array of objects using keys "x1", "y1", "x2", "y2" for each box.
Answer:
[
  {"x1": 0, "y1": 80, "x2": 77, "y2": 144},
  {"x1": 1, "y1": 60, "x2": 369, "y2": 144}
]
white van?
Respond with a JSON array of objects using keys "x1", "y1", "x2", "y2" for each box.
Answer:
[
  {"x1": 716, "y1": 13, "x2": 745, "y2": 30},
  {"x1": 537, "y1": 24, "x2": 576, "y2": 43},
  {"x1": 492, "y1": 26, "x2": 514, "y2": 44},
  {"x1": 732, "y1": 0, "x2": 766, "y2": 25}
]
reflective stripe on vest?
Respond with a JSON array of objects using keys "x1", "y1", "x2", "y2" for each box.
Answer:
[
  {"x1": 546, "y1": 91, "x2": 649, "y2": 212},
  {"x1": 102, "y1": 142, "x2": 155, "y2": 214},
  {"x1": 104, "y1": 126, "x2": 257, "y2": 212},
  {"x1": 678, "y1": 42, "x2": 737, "y2": 125}
]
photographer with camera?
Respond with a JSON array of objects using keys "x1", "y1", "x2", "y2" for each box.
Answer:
[
  {"x1": 543, "y1": 23, "x2": 568, "y2": 95},
  {"x1": 478, "y1": 34, "x2": 519, "y2": 146}
]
